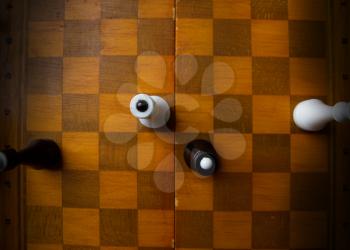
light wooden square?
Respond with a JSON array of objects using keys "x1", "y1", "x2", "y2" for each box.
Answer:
[
  {"x1": 63, "y1": 57, "x2": 99, "y2": 94},
  {"x1": 252, "y1": 20, "x2": 289, "y2": 57},
  {"x1": 26, "y1": 168, "x2": 62, "y2": 206},
  {"x1": 213, "y1": 211, "x2": 252, "y2": 249},
  {"x1": 100, "y1": 171, "x2": 137, "y2": 209},
  {"x1": 288, "y1": 0, "x2": 327, "y2": 20},
  {"x1": 63, "y1": 208, "x2": 99, "y2": 246},
  {"x1": 291, "y1": 134, "x2": 328, "y2": 172},
  {"x1": 99, "y1": 94, "x2": 138, "y2": 133},
  {"x1": 139, "y1": 0, "x2": 173, "y2": 18},
  {"x1": 28, "y1": 21, "x2": 64, "y2": 57},
  {"x1": 138, "y1": 209, "x2": 174, "y2": 247},
  {"x1": 176, "y1": 94, "x2": 214, "y2": 132},
  {"x1": 177, "y1": 19, "x2": 213, "y2": 55},
  {"x1": 26, "y1": 95, "x2": 62, "y2": 132},
  {"x1": 27, "y1": 244, "x2": 63, "y2": 250},
  {"x1": 253, "y1": 173, "x2": 290, "y2": 211},
  {"x1": 213, "y1": 0, "x2": 251, "y2": 19},
  {"x1": 290, "y1": 58, "x2": 328, "y2": 96},
  {"x1": 214, "y1": 56, "x2": 252, "y2": 95},
  {"x1": 65, "y1": 0, "x2": 101, "y2": 20},
  {"x1": 62, "y1": 132, "x2": 99, "y2": 170},
  {"x1": 253, "y1": 95, "x2": 290, "y2": 134},
  {"x1": 101, "y1": 19, "x2": 137, "y2": 56}
]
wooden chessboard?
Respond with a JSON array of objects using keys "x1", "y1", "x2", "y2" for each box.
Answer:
[{"x1": 25, "y1": 0, "x2": 330, "y2": 249}]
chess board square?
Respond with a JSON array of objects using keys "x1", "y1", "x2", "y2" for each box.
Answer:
[
  {"x1": 214, "y1": 173, "x2": 252, "y2": 211},
  {"x1": 138, "y1": 19, "x2": 174, "y2": 55},
  {"x1": 175, "y1": 211, "x2": 213, "y2": 248},
  {"x1": 27, "y1": 58, "x2": 62, "y2": 94},
  {"x1": 29, "y1": 0, "x2": 64, "y2": 21},
  {"x1": 213, "y1": 0, "x2": 251, "y2": 19},
  {"x1": 26, "y1": 168, "x2": 62, "y2": 206},
  {"x1": 24, "y1": 131, "x2": 62, "y2": 146},
  {"x1": 213, "y1": 211, "x2": 252, "y2": 249},
  {"x1": 136, "y1": 55, "x2": 174, "y2": 94},
  {"x1": 213, "y1": 56, "x2": 252, "y2": 95},
  {"x1": 176, "y1": 171, "x2": 213, "y2": 210},
  {"x1": 253, "y1": 173, "x2": 290, "y2": 211},
  {"x1": 289, "y1": 21, "x2": 326, "y2": 57},
  {"x1": 252, "y1": 0, "x2": 288, "y2": 19},
  {"x1": 176, "y1": 94, "x2": 213, "y2": 133},
  {"x1": 28, "y1": 21, "x2": 64, "y2": 57},
  {"x1": 27, "y1": 206, "x2": 62, "y2": 244},
  {"x1": 100, "y1": 209, "x2": 137, "y2": 246},
  {"x1": 288, "y1": 0, "x2": 327, "y2": 21},
  {"x1": 137, "y1": 132, "x2": 174, "y2": 171},
  {"x1": 100, "y1": 94, "x2": 137, "y2": 133},
  {"x1": 214, "y1": 19, "x2": 251, "y2": 56},
  {"x1": 63, "y1": 94, "x2": 98, "y2": 131},
  {"x1": 100, "y1": 248, "x2": 136, "y2": 250},
  {"x1": 62, "y1": 170, "x2": 99, "y2": 208},
  {"x1": 63, "y1": 208, "x2": 99, "y2": 246},
  {"x1": 253, "y1": 95, "x2": 290, "y2": 134},
  {"x1": 290, "y1": 58, "x2": 328, "y2": 96},
  {"x1": 63, "y1": 57, "x2": 99, "y2": 94},
  {"x1": 291, "y1": 134, "x2": 328, "y2": 172},
  {"x1": 138, "y1": 171, "x2": 174, "y2": 209},
  {"x1": 65, "y1": 0, "x2": 101, "y2": 20},
  {"x1": 139, "y1": 0, "x2": 173, "y2": 18},
  {"x1": 100, "y1": 56, "x2": 137, "y2": 93},
  {"x1": 100, "y1": 171, "x2": 137, "y2": 209},
  {"x1": 64, "y1": 246, "x2": 98, "y2": 250},
  {"x1": 28, "y1": 244, "x2": 63, "y2": 250},
  {"x1": 212, "y1": 133, "x2": 252, "y2": 172},
  {"x1": 100, "y1": 132, "x2": 137, "y2": 170},
  {"x1": 177, "y1": 19, "x2": 213, "y2": 55},
  {"x1": 290, "y1": 211, "x2": 328, "y2": 248},
  {"x1": 62, "y1": 132, "x2": 99, "y2": 170},
  {"x1": 26, "y1": 95, "x2": 62, "y2": 132},
  {"x1": 177, "y1": 0, "x2": 213, "y2": 18},
  {"x1": 214, "y1": 95, "x2": 252, "y2": 133},
  {"x1": 252, "y1": 211, "x2": 289, "y2": 248},
  {"x1": 253, "y1": 134, "x2": 290, "y2": 172},
  {"x1": 253, "y1": 57, "x2": 290, "y2": 95},
  {"x1": 101, "y1": 0, "x2": 138, "y2": 18},
  {"x1": 138, "y1": 210, "x2": 174, "y2": 247},
  {"x1": 176, "y1": 56, "x2": 213, "y2": 94},
  {"x1": 101, "y1": 19, "x2": 137, "y2": 56},
  {"x1": 64, "y1": 21, "x2": 100, "y2": 56},
  {"x1": 251, "y1": 20, "x2": 289, "y2": 57},
  {"x1": 291, "y1": 173, "x2": 329, "y2": 210}
]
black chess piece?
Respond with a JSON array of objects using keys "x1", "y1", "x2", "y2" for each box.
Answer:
[
  {"x1": 0, "y1": 139, "x2": 62, "y2": 172},
  {"x1": 184, "y1": 139, "x2": 218, "y2": 176}
]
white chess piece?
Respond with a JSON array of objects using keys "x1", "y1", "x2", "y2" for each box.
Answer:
[
  {"x1": 130, "y1": 94, "x2": 170, "y2": 129},
  {"x1": 293, "y1": 99, "x2": 350, "y2": 131}
]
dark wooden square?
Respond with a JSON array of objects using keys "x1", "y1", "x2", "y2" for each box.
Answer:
[
  {"x1": 100, "y1": 56, "x2": 137, "y2": 93},
  {"x1": 64, "y1": 21, "x2": 100, "y2": 56},
  {"x1": 63, "y1": 246, "x2": 99, "y2": 250},
  {"x1": 137, "y1": 171, "x2": 174, "y2": 209},
  {"x1": 62, "y1": 170, "x2": 99, "y2": 208},
  {"x1": 214, "y1": 173, "x2": 252, "y2": 211},
  {"x1": 214, "y1": 95, "x2": 252, "y2": 133},
  {"x1": 27, "y1": 206, "x2": 62, "y2": 243},
  {"x1": 138, "y1": 19, "x2": 175, "y2": 55},
  {"x1": 176, "y1": 211, "x2": 213, "y2": 248},
  {"x1": 29, "y1": 0, "x2": 64, "y2": 21},
  {"x1": 100, "y1": 209, "x2": 137, "y2": 246},
  {"x1": 63, "y1": 94, "x2": 98, "y2": 131},
  {"x1": 291, "y1": 173, "x2": 329, "y2": 211},
  {"x1": 289, "y1": 21, "x2": 327, "y2": 57},
  {"x1": 101, "y1": 0, "x2": 138, "y2": 18},
  {"x1": 27, "y1": 58, "x2": 62, "y2": 94},
  {"x1": 253, "y1": 57, "x2": 290, "y2": 95},
  {"x1": 252, "y1": 0, "x2": 288, "y2": 19},
  {"x1": 253, "y1": 211, "x2": 289, "y2": 248},
  {"x1": 177, "y1": 0, "x2": 213, "y2": 18},
  {"x1": 214, "y1": 20, "x2": 251, "y2": 56},
  {"x1": 253, "y1": 134, "x2": 290, "y2": 172}
]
